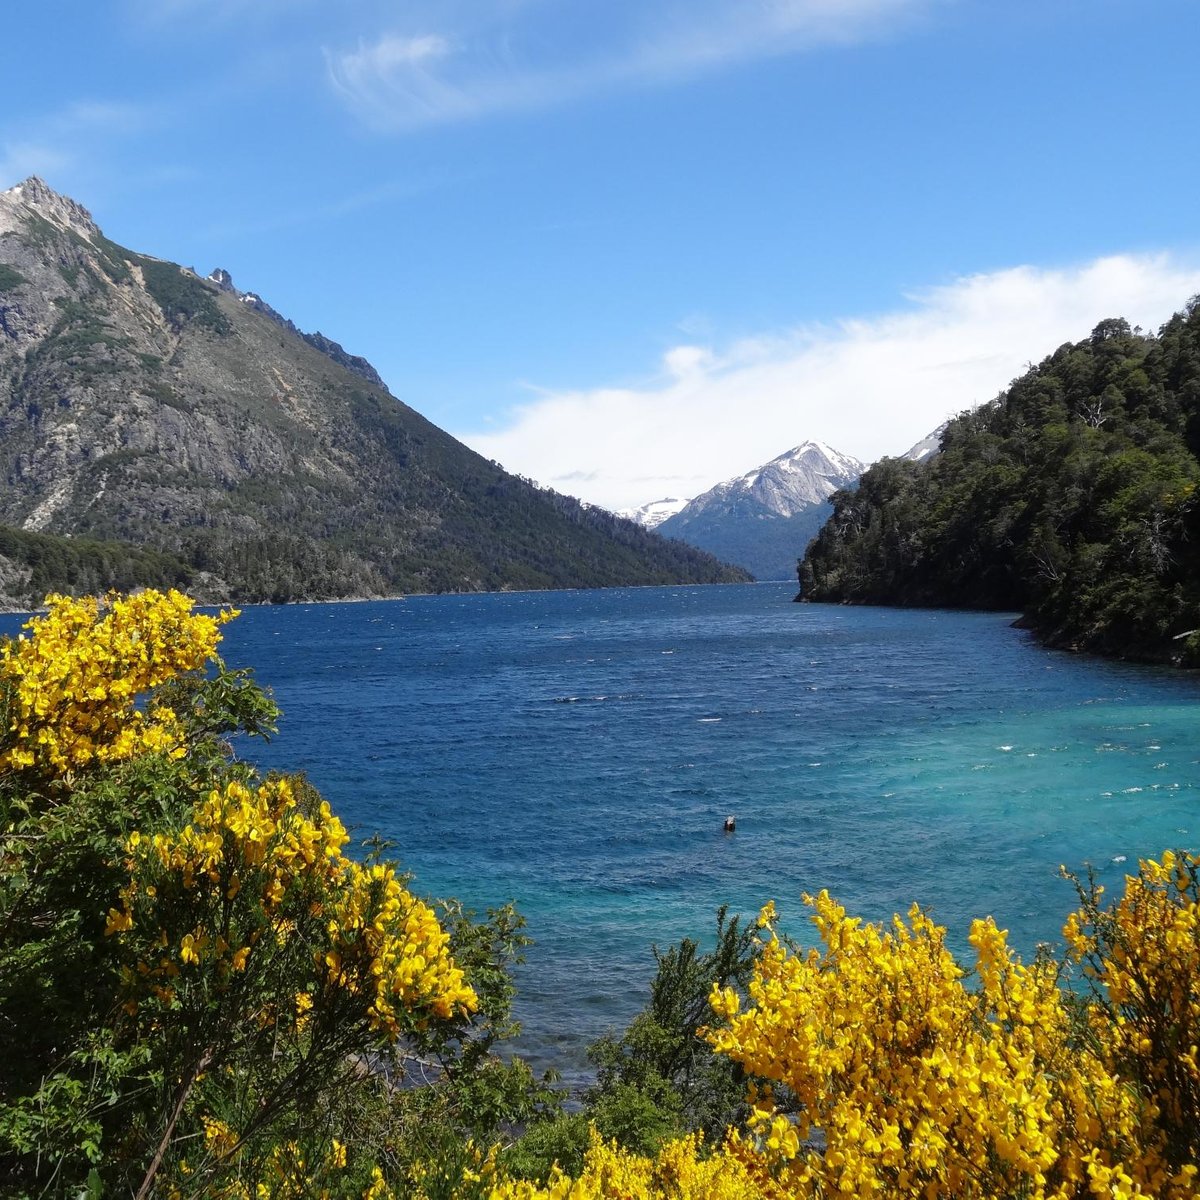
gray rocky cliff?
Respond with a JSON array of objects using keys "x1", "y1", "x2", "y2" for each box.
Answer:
[{"x1": 0, "y1": 177, "x2": 749, "y2": 602}]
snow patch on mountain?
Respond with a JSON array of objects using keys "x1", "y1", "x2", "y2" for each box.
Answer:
[
  {"x1": 901, "y1": 424, "x2": 947, "y2": 462},
  {"x1": 617, "y1": 497, "x2": 690, "y2": 529}
]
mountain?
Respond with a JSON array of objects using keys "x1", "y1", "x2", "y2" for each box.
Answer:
[
  {"x1": 800, "y1": 307, "x2": 1200, "y2": 665},
  {"x1": 0, "y1": 178, "x2": 749, "y2": 605},
  {"x1": 900, "y1": 423, "x2": 947, "y2": 463},
  {"x1": 616, "y1": 497, "x2": 689, "y2": 530},
  {"x1": 654, "y1": 441, "x2": 863, "y2": 580}
]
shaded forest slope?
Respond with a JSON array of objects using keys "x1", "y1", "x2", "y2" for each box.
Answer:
[{"x1": 801, "y1": 302, "x2": 1200, "y2": 663}]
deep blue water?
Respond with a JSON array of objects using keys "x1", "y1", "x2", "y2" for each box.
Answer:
[{"x1": 11, "y1": 584, "x2": 1199, "y2": 1080}]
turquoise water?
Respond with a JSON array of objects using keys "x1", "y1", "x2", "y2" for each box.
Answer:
[
  {"x1": 214, "y1": 583, "x2": 1200, "y2": 1080},
  {"x1": 10, "y1": 584, "x2": 1199, "y2": 1080}
]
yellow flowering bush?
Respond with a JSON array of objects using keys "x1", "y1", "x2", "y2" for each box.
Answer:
[
  {"x1": 0, "y1": 589, "x2": 231, "y2": 774},
  {"x1": 0, "y1": 591, "x2": 484, "y2": 1199},
  {"x1": 1064, "y1": 850, "x2": 1200, "y2": 1178},
  {"x1": 483, "y1": 1131, "x2": 764, "y2": 1200},
  {"x1": 704, "y1": 875, "x2": 1200, "y2": 1199},
  {"x1": 106, "y1": 774, "x2": 476, "y2": 1039}
]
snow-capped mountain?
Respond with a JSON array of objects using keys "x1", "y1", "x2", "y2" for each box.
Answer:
[
  {"x1": 616, "y1": 497, "x2": 690, "y2": 530},
  {"x1": 901, "y1": 424, "x2": 947, "y2": 463},
  {"x1": 654, "y1": 441, "x2": 863, "y2": 581},
  {"x1": 682, "y1": 441, "x2": 863, "y2": 520}
]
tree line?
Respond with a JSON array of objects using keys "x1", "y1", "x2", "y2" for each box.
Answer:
[{"x1": 801, "y1": 298, "x2": 1200, "y2": 663}]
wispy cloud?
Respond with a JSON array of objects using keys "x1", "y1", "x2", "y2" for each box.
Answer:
[
  {"x1": 456, "y1": 253, "x2": 1200, "y2": 511},
  {"x1": 198, "y1": 172, "x2": 459, "y2": 241},
  {"x1": 0, "y1": 100, "x2": 149, "y2": 189},
  {"x1": 326, "y1": 0, "x2": 943, "y2": 131}
]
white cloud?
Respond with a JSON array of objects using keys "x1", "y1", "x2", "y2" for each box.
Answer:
[
  {"x1": 325, "y1": 0, "x2": 943, "y2": 131},
  {"x1": 663, "y1": 345, "x2": 715, "y2": 379},
  {"x1": 326, "y1": 33, "x2": 480, "y2": 125},
  {"x1": 456, "y1": 253, "x2": 1200, "y2": 512}
]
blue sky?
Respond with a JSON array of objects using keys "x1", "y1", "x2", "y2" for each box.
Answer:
[{"x1": 5, "y1": 0, "x2": 1200, "y2": 508}]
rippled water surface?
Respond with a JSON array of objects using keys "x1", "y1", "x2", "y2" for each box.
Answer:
[{"x1": 23, "y1": 584, "x2": 1200, "y2": 1079}]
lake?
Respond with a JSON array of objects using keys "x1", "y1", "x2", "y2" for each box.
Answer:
[
  {"x1": 214, "y1": 583, "x2": 1200, "y2": 1082},
  {"x1": 10, "y1": 583, "x2": 1198, "y2": 1082}
]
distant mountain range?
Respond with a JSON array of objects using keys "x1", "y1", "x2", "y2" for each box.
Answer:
[
  {"x1": 638, "y1": 442, "x2": 865, "y2": 580},
  {"x1": 0, "y1": 177, "x2": 748, "y2": 604},
  {"x1": 616, "y1": 425, "x2": 950, "y2": 581}
]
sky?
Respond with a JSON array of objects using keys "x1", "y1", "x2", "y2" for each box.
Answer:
[{"x1": 5, "y1": 0, "x2": 1200, "y2": 510}]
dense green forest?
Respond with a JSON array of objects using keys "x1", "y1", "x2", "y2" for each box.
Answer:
[
  {"x1": 0, "y1": 524, "x2": 194, "y2": 607},
  {"x1": 0, "y1": 495, "x2": 749, "y2": 608},
  {"x1": 800, "y1": 299, "x2": 1200, "y2": 664}
]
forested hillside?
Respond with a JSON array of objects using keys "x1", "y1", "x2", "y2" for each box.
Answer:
[{"x1": 800, "y1": 300, "x2": 1200, "y2": 663}]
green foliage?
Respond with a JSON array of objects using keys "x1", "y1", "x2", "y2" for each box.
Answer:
[
  {"x1": 138, "y1": 257, "x2": 230, "y2": 334},
  {"x1": 802, "y1": 299, "x2": 1200, "y2": 663},
  {"x1": 589, "y1": 908, "x2": 762, "y2": 1141},
  {"x1": 502, "y1": 1111, "x2": 593, "y2": 1182},
  {"x1": 0, "y1": 263, "x2": 26, "y2": 293},
  {"x1": 508, "y1": 908, "x2": 765, "y2": 1181},
  {"x1": 0, "y1": 521, "x2": 194, "y2": 604}
]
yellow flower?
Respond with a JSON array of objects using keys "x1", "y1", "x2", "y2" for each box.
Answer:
[
  {"x1": 104, "y1": 906, "x2": 133, "y2": 936},
  {"x1": 0, "y1": 590, "x2": 234, "y2": 774}
]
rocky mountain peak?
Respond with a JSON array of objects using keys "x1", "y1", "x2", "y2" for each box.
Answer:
[
  {"x1": 1, "y1": 176, "x2": 101, "y2": 241},
  {"x1": 646, "y1": 439, "x2": 865, "y2": 580},
  {"x1": 722, "y1": 440, "x2": 864, "y2": 517},
  {"x1": 0, "y1": 178, "x2": 749, "y2": 601}
]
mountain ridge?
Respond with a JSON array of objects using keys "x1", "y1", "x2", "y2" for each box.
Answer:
[
  {"x1": 0, "y1": 177, "x2": 750, "y2": 604},
  {"x1": 652, "y1": 440, "x2": 864, "y2": 580}
]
